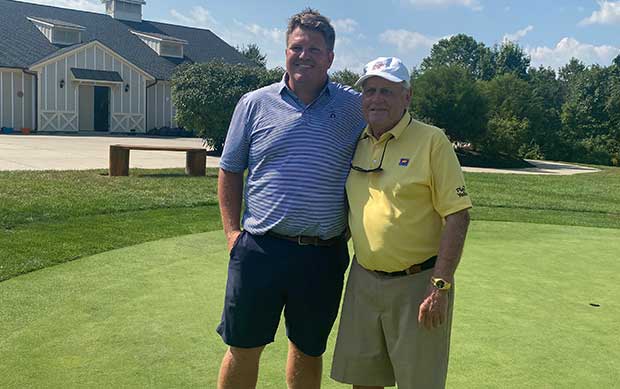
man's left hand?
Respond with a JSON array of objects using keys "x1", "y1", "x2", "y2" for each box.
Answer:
[{"x1": 418, "y1": 288, "x2": 449, "y2": 330}]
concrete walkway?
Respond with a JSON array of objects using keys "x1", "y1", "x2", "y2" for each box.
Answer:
[
  {"x1": 462, "y1": 159, "x2": 600, "y2": 175},
  {"x1": 0, "y1": 133, "x2": 601, "y2": 175},
  {"x1": 0, "y1": 134, "x2": 219, "y2": 171}
]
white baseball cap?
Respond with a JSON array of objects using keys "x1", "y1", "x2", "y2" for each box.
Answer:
[{"x1": 355, "y1": 57, "x2": 410, "y2": 88}]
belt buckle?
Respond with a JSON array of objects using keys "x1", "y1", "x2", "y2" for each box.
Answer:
[{"x1": 405, "y1": 264, "x2": 422, "y2": 275}]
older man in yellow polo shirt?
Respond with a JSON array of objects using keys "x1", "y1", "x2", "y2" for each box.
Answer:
[{"x1": 331, "y1": 57, "x2": 472, "y2": 389}]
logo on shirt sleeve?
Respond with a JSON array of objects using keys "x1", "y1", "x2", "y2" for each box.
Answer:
[
  {"x1": 399, "y1": 158, "x2": 410, "y2": 166},
  {"x1": 456, "y1": 186, "x2": 468, "y2": 197}
]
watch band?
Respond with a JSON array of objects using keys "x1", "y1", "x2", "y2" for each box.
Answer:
[{"x1": 431, "y1": 277, "x2": 452, "y2": 291}]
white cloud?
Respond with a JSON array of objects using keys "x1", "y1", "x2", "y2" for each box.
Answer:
[
  {"x1": 333, "y1": 18, "x2": 359, "y2": 34},
  {"x1": 502, "y1": 25, "x2": 534, "y2": 43},
  {"x1": 331, "y1": 37, "x2": 376, "y2": 73},
  {"x1": 380, "y1": 29, "x2": 439, "y2": 52},
  {"x1": 169, "y1": 6, "x2": 218, "y2": 29},
  {"x1": 166, "y1": 6, "x2": 284, "y2": 68},
  {"x1": 579, "y1": 1, "x2": 620, "y2": 25},
  {"x1": 22, "y1": 0, "x2": 101, "y2": 13},
  {"x1": 239, "y1": 22, "x2": 284, "y2": 44},
  {"x1": 408, "y1": 0, "x2": 483, "y2": 11},
  {"x1": 527, "y1": 37, "x2": 620, "y2": 68}
]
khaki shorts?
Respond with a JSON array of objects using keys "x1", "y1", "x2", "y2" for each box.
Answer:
[{"x1": 330, "y1": 258, "x2": 454, "y2": 389}]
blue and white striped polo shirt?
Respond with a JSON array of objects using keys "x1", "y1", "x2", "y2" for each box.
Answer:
[{"x1": 220, "y1": 77, "x2": 365, "y2": 239}]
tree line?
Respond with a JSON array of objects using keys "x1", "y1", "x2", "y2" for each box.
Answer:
[{"x1": 172, "y1": 38, "x2": 620, "y2": 166}]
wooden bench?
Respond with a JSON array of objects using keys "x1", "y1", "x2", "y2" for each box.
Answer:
[{"x1": 109, "y1": 144, "x2": 207, "y2": 176}]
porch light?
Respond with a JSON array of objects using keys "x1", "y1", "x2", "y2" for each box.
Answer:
[{"x1": 59, "y1": 79, "x2": 65, "y2": 89}]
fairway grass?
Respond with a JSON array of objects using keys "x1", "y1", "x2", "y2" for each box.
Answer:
[
  {"x1": 2, "y1": 166, "x2": 619, "y2": 281},
  {"x1": 1, "y1": 222, "x2": 618, "y2": 388}
]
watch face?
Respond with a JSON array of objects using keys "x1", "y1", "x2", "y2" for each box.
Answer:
[{"x1": 435, "y1": 280, "x2": 445, "y2": 288}]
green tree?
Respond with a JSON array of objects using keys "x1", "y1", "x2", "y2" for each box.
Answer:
[
  {"x1": 527, "y1": 66, "x2": 565, "y2": 159},
  {"x1": 483, "y1": 115, "x2": 531, "y2": 156},
  {"x1": 559, "y1": 58, "x2": 586, "y2": 85},
  {"x1": 560, "y1": 64, "x2": 618, "y2": 165},
  {"x1": 493, "y1": 41, "x2": 530, "y2": 79},
  {"x1": 560, "y1": 64, "x2": 610, "y2": 142},
  {"x1": 605, "y1": 56, "x2": 620, "y2": 137},
  {"x1": 238, "y1": 43, "x2": 267, "y2": 68},
  {"x1": 420, "y1": 34, "x2": 495, "y2": 80},
  {"x1": 479, "y1": 73, "x2": 542, "y2": 156},
  {"x1": 171, "y1": 61, "x2": 281, "y2": 153},
  {"x1": 410, "y1": 65, "x2": 487, "y2": 143},
  {"x1": 330, "y1": 68, "x2": 361, "y2": 90}
]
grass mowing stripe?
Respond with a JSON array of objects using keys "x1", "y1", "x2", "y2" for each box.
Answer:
[
  {"x1": 0, "y1": 169, "x2": 219, "y2": 228},
  {"x1": 0, "y1": 205, "x2": 222, "y2": 281},
  {"x1": 471, "y1": 206, "x2": 620, "y2": 229},
  {"x1": 464, "y1": 168, "x2": 620, "y2": 215},
  {"x1": 1, "y1": 222, "x2": 618, "y2": 388}
]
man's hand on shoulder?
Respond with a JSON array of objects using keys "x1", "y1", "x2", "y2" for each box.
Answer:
[
  {"x1": 226, "y1": 230, "x2": 243, "y2": 253},
  {"x1": 418, "y1": 287, "x2": 449, "y2": 330}
]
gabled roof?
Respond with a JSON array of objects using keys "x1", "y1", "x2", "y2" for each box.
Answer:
[
  {"x1": 27, "y1": 16, "x2": 86, "y2": 30},
  {"x1": 29, "y1": 40, "x2": 155, "y2": 80},
  {"x1": 0, "y1": 0, "x2": 251, "y2": 79},
  {"x1": 130, "y1": 30, "x2": 188, "y2": 45}
]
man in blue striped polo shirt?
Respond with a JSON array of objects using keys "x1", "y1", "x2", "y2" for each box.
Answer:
[{"x1": 216, "y1": 8, "x2": 365, "y2": 389}]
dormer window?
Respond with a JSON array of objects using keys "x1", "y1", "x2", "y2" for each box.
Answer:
[
  {"x1": 130, "y1": 31, "x2": 187, "y2": 59},
  {"x1": 28, "y1": 17, "x2": 84, "y2": 46},
  {"x1": 103, "y1": 0, "x2": 146, "y2": 23}
]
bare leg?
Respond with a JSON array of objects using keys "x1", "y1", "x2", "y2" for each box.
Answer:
[
  {"x1": 218, "y1": 346, "x2": 265, "y2": 389},
  {"x1": 286, "y1": 341, "x2": 322, "y2": 389}
]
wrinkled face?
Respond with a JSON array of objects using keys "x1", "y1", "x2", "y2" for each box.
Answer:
[
  {"x1": 362, "y1": 76, "x2": 411, "y2": 134},
  {"x1": 285, "y1": 27, "x2": 334, "y2": 88}
]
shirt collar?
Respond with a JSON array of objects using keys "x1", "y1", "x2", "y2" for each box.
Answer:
[
  {"x1": 279, "y1": 73, "x2": 332, "y2": 98},
  {"x1": 362, "y1": 111, "x2": 412, "y2": 143}
]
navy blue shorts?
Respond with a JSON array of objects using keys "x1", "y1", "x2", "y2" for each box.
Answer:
[{"x1": 216, "y1": 231, "x2": 350, "y2": 357}]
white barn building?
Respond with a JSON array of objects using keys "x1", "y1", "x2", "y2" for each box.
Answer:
[{"x1": 0, "y1": 0, "x2": 249, "y2": 133}]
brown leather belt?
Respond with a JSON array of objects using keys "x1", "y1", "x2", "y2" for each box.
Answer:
[
  {"x1": 374, "y1": 256, "x2": 437, "y2": 277},
  {"x1": 267, "y1": 231, "x2": 343, "y2": 247}
]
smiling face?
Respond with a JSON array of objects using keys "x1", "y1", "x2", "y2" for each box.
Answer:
[
  {"x1": 362, "y1": 76, "x2": 411, "y2": 138},
  {"x1": 285, "y1": 27, "x2": 334, "y2": 93}
]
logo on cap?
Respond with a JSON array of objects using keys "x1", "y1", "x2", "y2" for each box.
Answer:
[{"x1": 372, "y1": 61, "x2": 386, "y2": 71}]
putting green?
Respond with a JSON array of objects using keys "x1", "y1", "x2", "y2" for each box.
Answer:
[{"x1": 1, "y1": 222, "x2": 618, "y2": 388}]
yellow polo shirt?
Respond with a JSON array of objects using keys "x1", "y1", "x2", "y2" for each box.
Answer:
[{"x1": 346, "y1": 112, "x2": 472, "y2": 272}]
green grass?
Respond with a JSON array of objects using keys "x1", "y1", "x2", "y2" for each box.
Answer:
[
  {"x1": 0, "y1": 169, "x2": 222, "y2": 281},
  {"x1": 464, "y1": 167, "x2": 620, "y2": 229},
  {"x1": 2, "y1": 165, "x2": 620, "y2": 387},
  {"x1": 1, "y1": 224, "x2": 618, "y2": 388},
  {"x1": 2, "y1": 166, "x2": 620, "y2": 281}
]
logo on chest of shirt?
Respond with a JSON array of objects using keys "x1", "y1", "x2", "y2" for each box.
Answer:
[{"x1": 399, "y1": 158, "x2": 410, "y2": 166}]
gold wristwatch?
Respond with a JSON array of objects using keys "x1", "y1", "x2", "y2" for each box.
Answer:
[{"x1": 431, "y1": 277, "x2": 452, "y2": 291}]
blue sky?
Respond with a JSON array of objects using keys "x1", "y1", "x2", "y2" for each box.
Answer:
[{"x1": 21, "y1": 0, "x2": 620, "y2": 73}]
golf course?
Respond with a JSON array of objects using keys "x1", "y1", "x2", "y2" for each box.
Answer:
[{"x1": 1, "y1": 166, "x2": 619, "y2": 388}]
